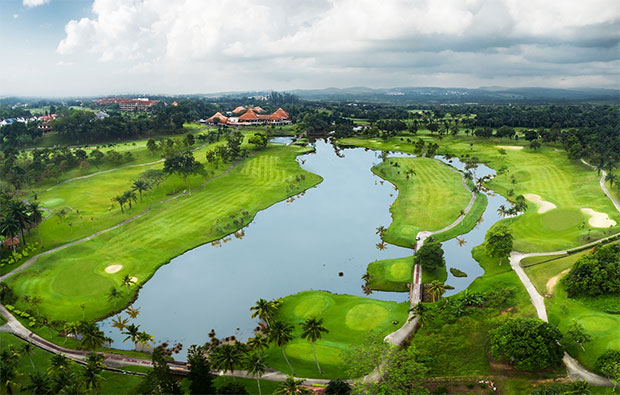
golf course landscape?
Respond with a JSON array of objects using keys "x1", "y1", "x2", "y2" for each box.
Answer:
[{"x1": 1, "y1": 102, "x2": 619, "y2": 394}]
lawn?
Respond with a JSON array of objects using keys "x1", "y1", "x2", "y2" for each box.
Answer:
[
  {"x1": 339, "y1": 134, "x2": 620, "y2": 252},
  {"x1": 372, "y1": 157, "x2": 473, "y2": 248},
  {"x1": 366, "y1": 256, "x2": 413, "y2": 292},
  {"x1": 265, "y1": 290, "x2": 409, "y2": 379},
  {"x1": 6, "y1": 144, "x2": 323, "y2": 323},
  {"x1": 0, "y1": 333, "x2": 143, "y2": 393},
  {"x1": 522, "y1": 241, "x2": 620, "y2": 372}
]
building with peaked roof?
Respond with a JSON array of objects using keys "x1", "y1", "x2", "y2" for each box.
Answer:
[
  {"x1": 206, "y1": 112, "x2": 229, "y2": 124},
  {"x1": 206, "y1": 107, "x2": 291, "y2": 126},
  {"x1": 96, "y1": 98, "x2": 160, "y2": 112},
  {"x1": 232, "y1": 106, "x2": 246, "y2": 114}
]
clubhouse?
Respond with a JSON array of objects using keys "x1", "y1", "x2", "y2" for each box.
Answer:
[{"x1": 206, "y1": 107, "x2": 291, "y2": 126}]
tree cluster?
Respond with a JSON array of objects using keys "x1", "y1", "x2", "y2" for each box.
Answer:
[{"x1": 562, "y1": 244, "x2": 620, "y2": 297}]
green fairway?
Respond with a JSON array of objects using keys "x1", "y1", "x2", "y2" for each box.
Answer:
[
  {"x1": 265, "y1": 290, "x2": 409, "y2": 379},
  {"x1": 372, "y1": 157, "x2": 472, "y2": 247},
  {"x1": 523, "y1": 242, "x2": 620, "y2": 371},
  {"x1": 0, "y1": 333, "x2": 143, "y2": 393},
  {"x1": 6, "y1": 144, "x2": 322, "y2": 322},
  {"x1": 340, "y1": 135, "x2": 620, "y2": 252},
  {"x1": 366, "y1": 256, "x2": 413, "y2": 292}
]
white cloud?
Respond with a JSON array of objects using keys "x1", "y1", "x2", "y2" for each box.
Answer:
[
  {"x1": 48, "y1": 0, "x2": 620, "y2": 93},
  {"x1": 23, "y1": 0, "x2": 50, "y2": 8}
]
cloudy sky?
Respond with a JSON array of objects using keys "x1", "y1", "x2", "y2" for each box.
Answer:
[{"x1": 1, "y1": 0, "x2": 619, "y2": 96}]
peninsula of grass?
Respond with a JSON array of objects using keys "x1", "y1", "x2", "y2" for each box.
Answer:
[
  {"x1": 366, "y1": 256, "x2": 413, "y2": 292},
  {"x1": 372, "y1": 157, "x2": 472, "y2": 248},
  {"x1": 265, "y1": 290, "x2": 409, "y2": 379},
  {"x1": 6, "y1": 144, "x2": 323, "y2": 323},
  {"x1": 340, "y1": 134, "x2": 620, "y2": 252},
  {"x1": 0, "y1": 333, "x2": 143, "y2": 393}
]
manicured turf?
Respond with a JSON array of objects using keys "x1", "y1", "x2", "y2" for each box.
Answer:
[
  {"x1": 7, "y1": 144, "x2": 322, "y2": 322},
  {"x1": 0, "y1": 333, "x2": 143, "y2": 393},
  {"x1": 522, "y1": 241, "x2": 620, "y2": 371},
  {"x1": 265, "y1": 290, "x2": 409, "y2": 379},
  {"x1": 372, "y1": 157, "x2": 472, "y2": 247},
  {"x1": 366, "y1": 256, "x2": 413, "y2": 292},
  {"x1": 340, "y1": 135, "x2": 620, "y2": 252}
]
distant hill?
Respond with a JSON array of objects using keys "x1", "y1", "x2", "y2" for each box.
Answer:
[{"x1": 283, "y1": 86, "x2": 619, "y2": 104}]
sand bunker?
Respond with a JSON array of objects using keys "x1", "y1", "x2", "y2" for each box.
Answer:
[
  {"x1": 524, "y1": 194, "x2": 556, "y2": 214},
  {"x1": 581, "y1": 208, "x2": 617, "y2": 228},
  {"x1": 496, "y1": 145, "x2": 524, "y2": 150},
  {"x1": 130, "y1": 276, "x2": 138, "y2": 284},
  {"x1": 546, "y1": 268, "x2": 570, "y2": 295},
  {"x1": 104, "y1": 265, "x2": 122, "y2": 274}
]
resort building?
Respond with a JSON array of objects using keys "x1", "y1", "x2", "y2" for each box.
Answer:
[
  {"x1": 96, "y1": 98, "x2": 160, "y2": 112},
  {"x1": 206, "y1": 107, "x2": 291, "y2": 126}
]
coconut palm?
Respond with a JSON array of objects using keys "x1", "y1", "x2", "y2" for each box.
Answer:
[
  {"x1": 136, "y1": 331, "x2": 154, "y2": 352},
  {"x1": 126, "y1": 305, "x2": 141, "y2": 319},
  {"x1": 62, "y1": 321, "x2": 80, "y2": 344},
  {"x1": 122, "y1": 190, "x2": 137, "y2": 210},
  {"x1": 268, "y1": 320, "x2": 295, "y2": 376},
  {"x1": 300, "y1": 317, "x2": 329, "y2": 374},
  {"x1": 47, "y1": 354, "x2": 70, "y2": 376},
  {"x1": 24, "y1": 295, "x2": 42, "y2": 315},
  {"x1": 20, "y1": 343, "x2": 35, "y2": 371},
  {"x1": 121, "y1": 274, "x2": 134, "y2": 289},
  {"x1": 250, "y1": 298, "x2": 279, "y2": 327},
  {"x1": 82, "y1": 352, "x2": 105, "y2": 391},
  {"x1": 427, "y1": 280, "x2": 446, "y2": 302},
  {"x1": 131, "y1": 179, "x2": 151, "y2": 202},
  {"x1": 244, "y1": 352, "x2": 267, "y2": 395},
  {"x1": 107, "y1": 287, "x2": 122, "y2": 307},
  {"x1": 274, "y1": 376, "x2": 311, "y2": 395},
  {"x1": 7, "y1": 200, "x2": 29, "y2": 245},
  {"x1": 0, "y1": 213, "x2": 20, "y2": 250},
  {"x1": 122, "y1": 323, "x2": 141, "y2": 348},
  {"x1": 210, "y1": 344, "x2": 242, "y2": 377},
  {"x1": 27, "y1": 201, "x2": 44, "y2": 247},
  {"x1": 79, "y1": 321, "x2": 106, "y2": 350},
  {"x1": 111, "y1": 315, "x2": 128, "y2": 331},
  {"x1": 24, "y1": 372, "x2": 51, "y2": 394},
  {"x1": 0, "y1": 360, "x2": 20, "y2": 394},
  {"x1": 247, "y1": 333, "x2": 269, "y2": 353},
  {"x1": 112, "y1": 194, "x2": 126, "y2": 213},
  {"x1": 606, "y1": 173, "x2": 617, "y2": 188}
]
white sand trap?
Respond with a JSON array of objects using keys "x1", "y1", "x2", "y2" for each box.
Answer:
[
  {"x1": 104, "y1": 265, "x2": 122, "y2": 274},
  {"x1": 496, "y1": 145, "x2": 524, "y2": 150},
  {"x1": 130, "y1": 277, "x2": 138, "y2": 284},
  {"x1": 524, "y1": 193, "x2": 556, "y2": 213},
  {"x1": 581, "y1": 208, "x2": 617, "y2": 228}
]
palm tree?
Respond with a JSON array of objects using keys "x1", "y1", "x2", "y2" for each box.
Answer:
[
  {"x1": 7, "y1": 200, "x2": 29, "y2": 245},
  {"x1": 27, "y1": 201, "x2": 44, "y2": 247},
  {"x1": 82, "y1": 352, "x2": 105, "y2": 391},
  {"x1": 111, "y1": 315, "x2": 128, "y2": 331},
  {"x1": 20, "y1": 343, "x2": 35, "y2": 371},
  {"x1": 112, "y1": 194, "x2": 126, "y2": 213},
  {"x1": 121, "y1": 274, "x2": 134, "y2": 289},
  {"x1": 62, "y1": 321, "x2": 80, "y2": 344},
  {"x1": 0, "y1": 213, "x2": 21, "y2": 250},
  {"x1": 268, "y1": 320, "x2": 295, "y2": 376},
  {"x1": 79, "y1": 321, "x2": 106, "y2": 350},
  {"x1": 126, "y1": 305, "x2": 141, "y2": 319},
  {"x1": 0, "y1": 361, "x2": 20, "y2": 394},
  {"x1": 107, "y1": 287, "x2": 122, "y2": 307},
  {"x1": 24, "y1": 372, "x2": 51, "y2": 394},
  {"x1": 25, "y1": 295, "x2": 42, "y2": 315},
  {"x1": 122, "y1": 190, "x2": 137, "y2": 210},
  {"x1": 210, "y1": 344, "x2": 242, "y2": 377},
  {"x1": 606, "y1": 173, "x2": 617, "y2": 188},
  {"x1": 47, "y1": 354, "x2": 70, "y2": 376},
  {"x1": 300, "y1": 317, "x2": 329, "y2": 374},
  {"x1": 427, "y1": 281, "x2": 446, "y2": 302},
  {"x1": 136, "y1": 331, "x2": 154, "y2": 352},
  {"x1": 132, "y1": 179, "x2": 151, "y2": 202},
  {"x1": 250, "y1": 298, "x2": 278, "y2": 327},
  {"x1": 122, "y1": 323, "x2": 141, "y2": 349},
  {"x1": 244, "y1": 352, "x2": 267, "y2": 395},
  {"x1": 274, "y1": 376, "x2": 311, "y2": 395},
  {"x1": 247, "y1": 333, "x2": 269, "y2": 353},
  {"x1": 409, "y1": 303, "x2": 433, "y2": 327}
]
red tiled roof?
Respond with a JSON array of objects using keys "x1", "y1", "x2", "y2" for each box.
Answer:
[
  {"x1": 239, "y1": 109, "x2": 259, "y2": 121},
  {"x1": 232, "y1": 106, "x2": 246, "y2": 114},
  {"x1": 3, "y1": 237, "x2": 19, "y2": 247},
  {"x1": 270, "y1": 108, "x2": 289, "y2": 120},
  {"x1": 251, "y1": 106, "x2": 265, "y2": 113},
  {"x1": 207, "y1": 112, "x2": 229, "y2": 124}
]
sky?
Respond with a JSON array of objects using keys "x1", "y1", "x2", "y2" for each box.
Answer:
[{"x1": 0, "y1": 0, "x2": 619, "y2": 96}]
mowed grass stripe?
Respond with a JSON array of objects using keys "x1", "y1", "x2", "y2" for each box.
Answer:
[{"x1": 7, "y1": 145, "x2": 322, "y2": 322}]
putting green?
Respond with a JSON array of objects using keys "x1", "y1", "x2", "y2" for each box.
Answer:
[
  {"x1": 390, "y1": 261, "x2": 411, "y2": 279},
  {"x1": 542, "y1": 209, "x2": 585, "y2": 231},
  {"x1": 293, "y1": 294, "x2": 332, "y2": 318},
  {"x1": 366, "y1": 256, "x2": 413, "y2": 292},
  {"x1": 345, "y1": 304, "x2": 389, "y2": 330},
  {"x1": 576, "y1": 315, "x2": 618, "y2": 332}
]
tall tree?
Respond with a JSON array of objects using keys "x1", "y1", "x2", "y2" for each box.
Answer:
[
  {"x1": 244, "y1": 352, "x2": 267, "y2": 395},
  {"x1": 427, "y1": 281, "x2": 446, "y2": 302},
  {"x1": 486, "y1": 224, "x2": 513, "y2": 266},
  {"x1": 132, "y1": 179, "x2": 151, "y2": 202},
  {"x1": 79, "y1": 321, "x2": 107, "y2": 350},
  {"x1": 300, "y1": 317, "x2": 329, "y2": 374},
  {"x1": 564, "y1": 321, "x2": 592, "y2": 352},
  {"x1": 268, "y1": 320, "x2": 295, "y2": 376},
  {"x1": 187, "y1": 345, "x2": 215, "y2": 395},
  {"x1": 210, "y1": 344, "x2": 242, "y2": 378},
  {"x1": 274, "y1": 376, "x2": 311, "y2": 395}
]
